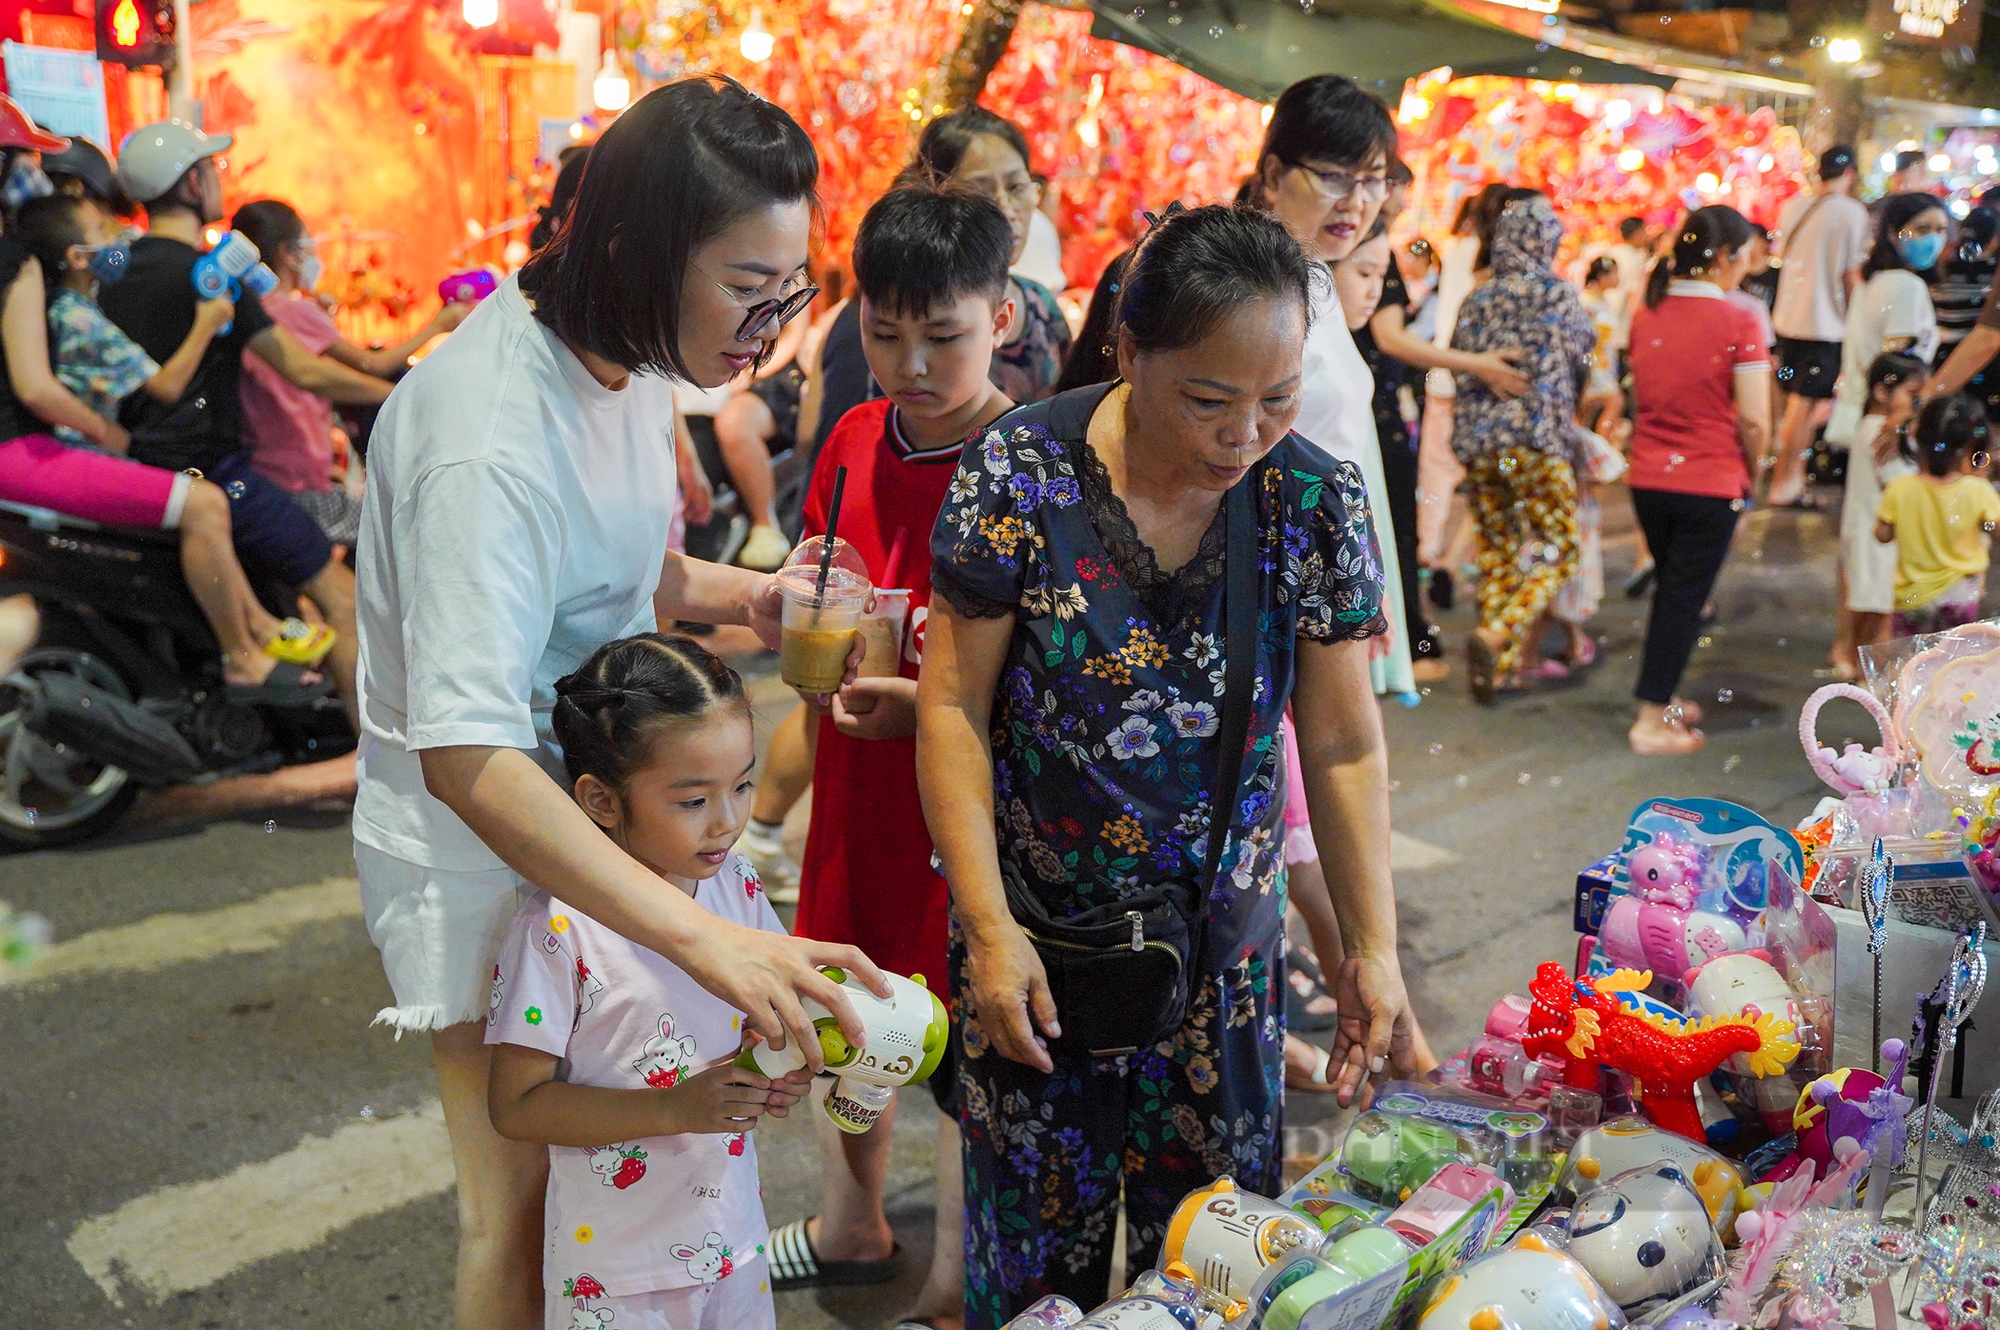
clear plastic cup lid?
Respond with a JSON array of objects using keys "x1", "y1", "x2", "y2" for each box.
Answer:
[{"x1": 775, "y1": 563, "x2": 870, "y2": 605}]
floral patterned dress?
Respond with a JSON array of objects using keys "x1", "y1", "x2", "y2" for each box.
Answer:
[{"x1": 928, "y1": 383, "x2": 1387, "y2": 1328}]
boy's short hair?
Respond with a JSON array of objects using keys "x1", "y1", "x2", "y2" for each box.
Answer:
[
  {"x1": 852, "y1": 184, "x2": 1013, "y2": 322},
  {"x1": 14, "y1": 193, "x2": 90, "y2": 288}
]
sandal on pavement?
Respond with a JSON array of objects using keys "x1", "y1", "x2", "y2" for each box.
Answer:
[
  {"x1": 767, "y1": 1218, "x2": 901, "y2": 1292},
  {"x1": 1564, "y1": 636, "x2": 1598, "y2": 669},
  {"x1": 1285, "y1": 950, "x2": 1340, "y2": 1033},
  {"x1": 264, "y1": 618, "x2": 337, "y2": 668},
  {"x1": 1623, "y1": 563, "x2": 1656, "y2": 598},
  {"x1": 1466, "y1": 634, "x2": 1499, "y2": 707},
  {"x1": 224, "y1": 660, "x2": 333, "y2": 708},
  {"x1": 1524, "y1": 659, "x2": 1570, "y2": 682}
]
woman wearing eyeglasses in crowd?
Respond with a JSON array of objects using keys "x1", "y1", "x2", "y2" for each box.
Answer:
[
  {"x1": 350, "y1": 77, "x2": 888, "y2": 1329},
  {"x1": 1241, "y1": 74, "x2": 1417, "y2": 700}
]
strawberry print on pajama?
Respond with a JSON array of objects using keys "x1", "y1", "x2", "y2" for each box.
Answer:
[{"x1": 485, "y1": 852, "x2": 784, "y2": 1326}]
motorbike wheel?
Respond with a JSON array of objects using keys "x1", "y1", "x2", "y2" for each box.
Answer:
[{"x1": 0, "y1": 644, "x2": 139, "y2": 847}]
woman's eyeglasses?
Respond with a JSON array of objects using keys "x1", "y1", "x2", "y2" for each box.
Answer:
[
  {"x1": 1291, "y1": 163, "x2": 1390, "y2": 204},
  {"x1": 713, "y1": 278, "x2": 820, "y2": 344}
]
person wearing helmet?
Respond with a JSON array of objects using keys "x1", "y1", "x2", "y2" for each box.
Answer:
[
  {"x1": 0, "y1": 100, "x2": 329, "y2": 702},
  {"x1": 101, "y1": 119, "x2": 398, "y2": 725},
  {"x1": 43, "y1": 137, "x2": 131, "y2": 216}
]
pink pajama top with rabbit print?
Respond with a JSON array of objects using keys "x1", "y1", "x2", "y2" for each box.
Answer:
[{"x1": 485, "y1": 853, "x2": 781, "y2": 1299}]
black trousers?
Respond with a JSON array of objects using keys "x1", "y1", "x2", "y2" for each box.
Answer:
[
  {"x1": 1377, "y1": 408, "x2": 1440, "y2": 660},
  {"x1": 1630, "y1": 487, "x2": 1740, "y2": 705}
]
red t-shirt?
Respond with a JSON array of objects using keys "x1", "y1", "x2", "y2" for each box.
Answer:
[
  {"x1": 792, "y1": 399, "x2": 966, "y2": 983},
  {"x1": 1626, "y1": 285, "x2": 1770, "y2": 500}
]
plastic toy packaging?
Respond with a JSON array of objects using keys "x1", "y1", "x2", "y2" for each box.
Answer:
[
  {"x1": 1554, "y1": 1115, "x2": 1751, "y2": 1244},
  {"x1": 736, "y1": 967, "x2": 947, "y2": 1133},
  {"x1": 1161, "y1": 1177, "x2": 1326, "y2": 1302},
  {"x1": 1079, "y1": 1267, "x2": 1226, "y2": 1329},
  {"x1": 1417, "y1": 1230, "x2": 1628, "y2": 1330},
  {"x1": 1232, "y1": 1230, "x2": 1413, "y2": 1330},
  {"x1": 1332, "y1": 1083, "x2": 1556, "y2": 1205},
  {"x1": 1557, "y1": 1163, "x2": 1727, "y2": 1317},
  {"x1": 1005, "y1": 1295, "x2": 1086, "y2": 1328}
]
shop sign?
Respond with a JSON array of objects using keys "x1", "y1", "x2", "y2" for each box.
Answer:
[{"x1": 1864, "y1": 0, "x2": 1982, "y2": 47}]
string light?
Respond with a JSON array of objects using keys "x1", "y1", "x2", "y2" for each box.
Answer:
[
  {"x1": 740, "y1": 9, "x2": 774, "y2": 62},
  {"x1": 1827, "y1": 37, "x2": 1863, "y2": 61},
  {"x1": 593, "y1": 50, "x2": 630, "y2": 111},
  {"x1": 462, "y1": 0, "x2": 497, "y2": 27}
]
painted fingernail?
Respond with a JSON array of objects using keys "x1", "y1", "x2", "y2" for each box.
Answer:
[{"x1": 1370, "y1": 1055, "x2": 1387, "y2": 1074}]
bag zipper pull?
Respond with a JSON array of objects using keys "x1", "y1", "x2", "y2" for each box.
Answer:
[{"x1": 1128, "y1": 911, "x2": 1144, "y2": 952}]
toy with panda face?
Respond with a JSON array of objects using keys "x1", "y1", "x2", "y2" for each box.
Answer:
[
  {"x1": 1561, "y1": 1116, "x2": 1751, "y2": 1244},
  {"x1": 1563, "y1": 1164, "x2": 1724, "y2": 1314},
  {"x1": 1418, "y1": 1232, "x2": 1624, "y2": 1330}
]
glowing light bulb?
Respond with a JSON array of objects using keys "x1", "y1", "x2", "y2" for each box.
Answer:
[
  {"x1": 593, "y1": 51, "x2": 630, "y2": 112},
  {"x1": 1826, "y1": 37, "x2": 1862, "y2": 61},
  {"x1": 1759, "y1": 153, "x2": 1774, "y2": 171},
  {"x1": 740, "y1": 10, "x2": 774, "y2": 62},
  {"x1": 1617, "y1": 147, "x2": 1646, "y2": 172},
  {"x1": 1929, "y1": 153, "x2": 1952, "y2": 172},
  {"x1": 462, "y1": 0, "x2": 497, "y2": 27},
  {"x1": 1601, "y1": 99, "x2": 1633, "y2": 129},
  {"x1": 1399, "y1": 92, "x2": 1432, "y2": 122},
  {"x1": 1696, "y1": 171, "x2": 1720, "y2": 194}
]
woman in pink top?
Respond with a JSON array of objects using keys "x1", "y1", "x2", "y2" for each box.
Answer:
[
  {"x1": 1625, "y1": 206, "x2": 1771, "y2": 756},
  {"x1": 232, "y1": 200, "x2": 471, "y2": 541}
]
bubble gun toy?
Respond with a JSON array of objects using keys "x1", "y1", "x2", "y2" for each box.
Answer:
[
  {"x1": 191, "y1": 232, "x2": 277, "y2": 336},
  {"x1": 736, "y1": 967, "x2": 947, "y2": 1134},
  {"x1": 438, "y1": 269, "x2": 498, "y2": 306}
]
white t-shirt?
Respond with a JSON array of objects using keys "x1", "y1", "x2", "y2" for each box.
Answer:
[
  {"x1": 353, "y1": 275, "x2": 679, "y2": 870},
  {"x1": 486, "y1": 853, "x2": 781, "y2": 1298},
  {"x1": 1826, "y1": 269, "x2": 1939, "y2": 448},
  {"x1": 1772, "y1": 192, "x2": 1873, "y2": 342}
]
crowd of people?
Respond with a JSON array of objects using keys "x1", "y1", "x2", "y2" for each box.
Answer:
[{"x1": 5, "y1": 64, "x2": 2000, "y2": 1330}]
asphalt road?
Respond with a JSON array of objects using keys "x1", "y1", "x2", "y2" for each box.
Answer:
[{"x1": 1, "y1": 496, "x2": 1861, "y2": 1329}]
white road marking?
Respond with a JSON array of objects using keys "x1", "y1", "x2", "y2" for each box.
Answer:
[
  {"x1": 1390, "y1": 831, "x2": 1459, "y2": 871},
  {"x1": 68, "y1": 1099, "x2": 453, "y2": 1305},
  {"x1": 21, "y1": 877, "x2": 360, "y2": 986}
]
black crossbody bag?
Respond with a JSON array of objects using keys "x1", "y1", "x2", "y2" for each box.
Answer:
[{"x1": 999, "y1": 476, "x2": 1258, "y2": 1058}]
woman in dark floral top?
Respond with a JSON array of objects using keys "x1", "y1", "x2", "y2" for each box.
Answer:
[{"x1": 916, "y1": 204, "x2": 1417, "y2": 1328}]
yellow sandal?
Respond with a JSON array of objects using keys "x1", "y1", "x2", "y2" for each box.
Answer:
[{"x1": 265, "y1": 617, "x2": 336, "y2": 668}]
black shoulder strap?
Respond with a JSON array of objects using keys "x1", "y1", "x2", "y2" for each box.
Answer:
[{"x1": 1197, "y1": 477, "x2": 1260, "y2": 907}]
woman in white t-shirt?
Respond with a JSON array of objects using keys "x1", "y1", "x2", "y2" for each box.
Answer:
[
  {"x1": 1826, "y1": 193, "x2": 1947, "y2": 678},
  {"x1": 352, "y1": 77, "x2": 885, "y2": 1328},
  {"x1": 1241, "y1": 74, "x2": 1415, "y2": 699}
]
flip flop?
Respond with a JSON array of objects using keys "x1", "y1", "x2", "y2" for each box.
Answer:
[
  {"x1": 264, "y1": 618, "x2": 337, "y2": 668},
  {"x1": 767, "y1": 1218, "x2": 901, "y2": 1291},
  {"x1": 224, "y1": 660, "x2": 333, "y2": 708},
  {"x1": 1285, "y1": 950, "x2": 1340, "y2": 1032},
  {"x1": 1467, "y1": 634, "x2": 1499, "y2": 707},
  {"x1": 1623, "y1": 563, "x2": 1656, "y2": 598}
]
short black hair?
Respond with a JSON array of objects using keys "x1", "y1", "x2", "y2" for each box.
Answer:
[
  {"x1": 913, "y1": 105, "x2": 1033, "y2": 182},
  {"x1": 853, "y1": 184, "x2": 1012, "y2": 321},
  {"x1": 1257, "y1": 76, "x2": 1398, "y2": 176},
  {"x1": 1913, "y1": 393, "x2": 1990, "y2": 478},
  {"x1": 1818, "y1": 144, "x2": 1857, "y2": 180},
  {"x1": 230, "y1": 198, "x2": 307, "y2": 261},
  {"x1": 13, "y1": 193, "x2": 90, "y2": 291},
  {"x1": 552, "y1": 633, "x2": 749, "y2": 792},
  {"x1": 518, "y1": 75, "x2": 818, "y2": 383},
  {"x1": 1895, "y1": 149, "x2": 1926, "y2": 174},
  {"x1": 1387, "y1": 158, "x2": 1414, "y2": 186},
  {"x1": 1116, "y1": 203, "x2": 1316, "y2": 355},
  {"x1": 1618, "y1": 216, "x2": 1647, "y2": 242},
  {"x1": 1865, "y1": 351, "x2": 1929, "y2": 406},
  {"x1": 1054, "y1": 248, "x2": 1132, "y2": 395}
]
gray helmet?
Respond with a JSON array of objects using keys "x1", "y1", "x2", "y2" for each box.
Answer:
[{"x1": 116, "y1": 119, "x2": 233, "y2": 203}]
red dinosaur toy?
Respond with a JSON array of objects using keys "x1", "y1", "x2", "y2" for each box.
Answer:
[{"x1": 1522, "y1": 961, "x2": 1798, "y2": 1141}]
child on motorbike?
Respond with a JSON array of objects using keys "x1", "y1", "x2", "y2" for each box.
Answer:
[{"x1": 8, "y1": 192, "x2": 333, "y2": 702}]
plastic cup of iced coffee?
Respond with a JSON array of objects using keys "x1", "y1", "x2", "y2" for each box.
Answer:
[
  {"x1": 856, "y1": 589, "x2": 911, "y2": 679},
  {"x1": 776, "y1": 562, "x2": 871, "y2": 693}
]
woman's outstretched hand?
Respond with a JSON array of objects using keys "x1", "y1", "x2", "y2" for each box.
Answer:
[
  {"x1": 747, "y1": 575, "x2": 869, "y2": 704},
  {"x1": 1329, "y1": 950, "x2": 1419, "y2": 1107},
  {"x1": 678, "y1": 923, "x2": 891, "y2": 1073},
  {"x1": 966, "y1": 921, "x2": 1059, "y2": 1073}
]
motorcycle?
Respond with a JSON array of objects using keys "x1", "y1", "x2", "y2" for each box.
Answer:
[{"x1": 0, "y1": 498, "x2": 353, "y2": 847}]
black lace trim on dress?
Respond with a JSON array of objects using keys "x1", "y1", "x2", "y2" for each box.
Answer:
[
  {"x1": 1072, "y1": 438, "x2": 1228, "y2": 630},
  {"x1": 931, "y1": 565, "x2": 1021, "y2": 620}
]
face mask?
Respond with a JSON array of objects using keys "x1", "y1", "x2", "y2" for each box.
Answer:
[
  {"x1": 86, "y1": 240, "x2": 130, "y2": 285},
  {"x1": 3, "y1": 159, "x2": 52, "y2": 211},
  {"x1": 1899, "y1": 231, "x2": 1946, "y2": 272},
  {"x1": 298, "y1": 254, "x2": 324, "y2": 293}
]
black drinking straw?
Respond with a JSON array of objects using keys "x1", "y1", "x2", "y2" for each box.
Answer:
[{"x1": 813, "y1": 465, "x2": 849, "y2": 620}]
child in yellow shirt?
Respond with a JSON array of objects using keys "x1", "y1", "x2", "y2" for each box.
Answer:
[{"x1": 1875, "y1": 394, "x2": 2000, "y2": 636}]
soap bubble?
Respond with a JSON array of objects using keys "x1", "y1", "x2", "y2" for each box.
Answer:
[
  {"x1": 1428, "y1": 742, "x2": 1444, "y2": 755},
  {"x1": 1723, "y1": 755, "x2": 1741, "y2": 773},
  {"x1": 264, "y1": 820, "x2": 276, "y2": 833},
  {"x1": 1454, "y1": 773, "x2": 1469, "y2": 787},
  {"x1": 1517, "y1": 772, "x2": 1532, "y2": 785},
  {"x1": 225, "y1": 480, "x2": 247, "y2": 499},
  {"x1": 1716, "y1": 689, "x2": 1734, "y2": 704},
  {"x1": 1208, "y1": 24, "x2": 1223, "y2": 36}
]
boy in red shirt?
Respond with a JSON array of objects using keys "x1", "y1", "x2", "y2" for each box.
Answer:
[{"x1": 768, "y1": 186, "x2": 1017, "y2": 1326}]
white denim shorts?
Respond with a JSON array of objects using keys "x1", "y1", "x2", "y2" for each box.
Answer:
[{"x1": 355, "y1": 841, "x2": 536, "y2": 1034}]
